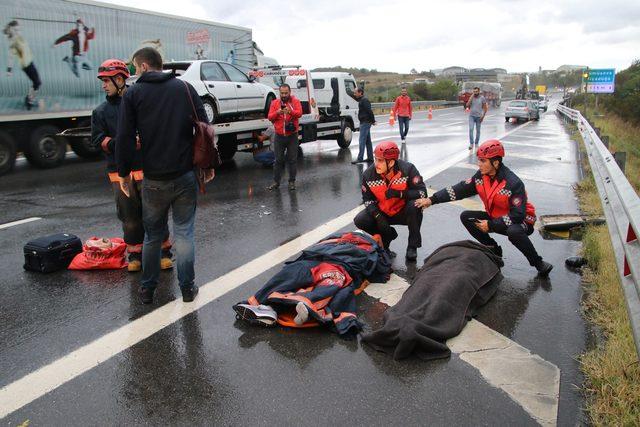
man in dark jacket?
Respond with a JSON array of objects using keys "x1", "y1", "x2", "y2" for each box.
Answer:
[
  {"x1": 91, "y1": 58, "x2": 172, "y2": 272},
  {"x1": 416, "y1": 139, "x2": 553, "y2": 276},
  {"x1": 116, "y1": 47, "x2": 210, "y2": 304},
  {"x1": 354, "y1": 141, "x2": 427, "y2": 261},
  {"x1": 352, "y1": 88, "x2": 375, "y2": 164}
]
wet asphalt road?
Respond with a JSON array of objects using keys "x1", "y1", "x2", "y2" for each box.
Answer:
[{"x1": 0, "y1": 98, "x2": 588, "y2": 425}]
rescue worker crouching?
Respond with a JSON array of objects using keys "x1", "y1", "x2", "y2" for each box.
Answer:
[
  {"x1": 416, "y1": 139, "x2": 553, "y2": 276},
  {"x1": 354, "y1": 141, "x2": 427, "y2": 261},
  {"x1": 91, "y1": 59, "x2": 172, "y2": 272}
]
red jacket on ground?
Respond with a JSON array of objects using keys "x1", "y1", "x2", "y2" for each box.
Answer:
[
  {"x1": 393, "y1": 95, "x2": 412, "y2": 118},
  {"x1": 268, "y1": 96, "x2": 303, "y2": 136}
]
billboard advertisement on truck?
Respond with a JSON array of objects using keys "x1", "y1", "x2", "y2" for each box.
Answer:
[{"x1": 0, "y1": 0, "x2": 256, "y2": 175}]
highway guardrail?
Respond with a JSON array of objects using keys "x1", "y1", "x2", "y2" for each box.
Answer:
[{"x1": 558, "y1": 104, "x2": 640, "y2": 359}]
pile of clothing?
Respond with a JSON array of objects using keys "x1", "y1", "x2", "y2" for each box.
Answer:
[{"x1": 234, "y1": 231, "x2": 391, "y2": 336}]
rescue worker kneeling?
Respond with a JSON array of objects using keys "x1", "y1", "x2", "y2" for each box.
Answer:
[
  {"x1": 91, "y1": 59, "x2": 172, "y2": 272},
  {"x1": 354, "y1": 141, "x2": 427, "y2": 261},
  {"x1": 416, "y1": 139, "x2": 553, "y2": 276}
]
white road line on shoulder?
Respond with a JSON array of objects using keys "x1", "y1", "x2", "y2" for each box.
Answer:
[
  {"x1": 442, "y1": 120, "x2": 466, "y2": 128},
  {"x1": 0, "y1": 116, "x2": 538, "y2": 419},
  {"x1": 0, "y1": 217, "x2": 42, "y2": 230},
  {"x1": 364, "y1": 276, "x2": 560, "y2": 427}
]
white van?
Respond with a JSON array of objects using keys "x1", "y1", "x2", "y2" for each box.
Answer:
[{"x1": 287, "y1": 72, "x2": 360, "y2": 148}]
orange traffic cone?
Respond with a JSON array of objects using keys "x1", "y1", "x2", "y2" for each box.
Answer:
[
  {"x1": 428, "y1": 106, "x2": 433, "y2": 120},
  {"x1": 389, "y1": 112, "x2": 395, "y2": 126}
]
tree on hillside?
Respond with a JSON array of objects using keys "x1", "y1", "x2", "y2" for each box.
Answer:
[{"x1": 410, "y1": 68, "x2": 418, "y2": 74}]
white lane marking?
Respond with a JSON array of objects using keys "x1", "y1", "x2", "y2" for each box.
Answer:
[
  {"x1": 0, "y1": 206, "x2": 361, "y2": 419},
  {"x1": 442, "y1": 120, "x2": 466, "y2": 128},
  {"x1": 0, "y1": 217, "x2": 42, "y2": 230},
  {"x1": 364, "y1": 276, "x2": 560, "y2": 426},
  {"x1": 0, "y1": 115, "x2": 537, "y2": 419}
]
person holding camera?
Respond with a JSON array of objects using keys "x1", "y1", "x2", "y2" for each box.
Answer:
[{"x1": 267, "y1": 83, "x2": 303, "y2": 191}]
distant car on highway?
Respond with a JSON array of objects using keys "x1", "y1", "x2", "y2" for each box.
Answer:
[
  {"x1": 537, "y1": 95, "x2": 549, "y2": 112},
  {"x1": 505, "y1": 100, "x2": 540, "y2": 122},
  {"x1": 163, "y1": 60, "x2": 277, "y2": 124}
]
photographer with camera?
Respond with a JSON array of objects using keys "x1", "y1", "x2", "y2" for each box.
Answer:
[{"x1": 266, "y1": 83, "x2": 303, "y2": 191}]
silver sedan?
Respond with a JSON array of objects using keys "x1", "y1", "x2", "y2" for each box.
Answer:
[{"x1": 505, "y1": 100, "x2": 540, "y2": 122}]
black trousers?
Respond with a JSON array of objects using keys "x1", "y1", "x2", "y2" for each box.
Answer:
[
  {"x1": 354, "y1": 202, "x2": 423, "y2": 249},
  {"x1": 273, "y1": 132, "x2": 298, "y2": 184},
  {"x1": 460, "y1": 210, "x2": 542, "y2": 266}
]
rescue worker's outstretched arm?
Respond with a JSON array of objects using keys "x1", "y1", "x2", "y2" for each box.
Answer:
[
  {"x1": 488, "y1": 178, "x2": 527, "y2": 231},
  {"x1": 429, "y1": 171, "x2": 480, "y2": 205}
]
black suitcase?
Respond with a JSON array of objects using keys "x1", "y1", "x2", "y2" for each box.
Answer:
[{"x1": 23, "y1": 233, "x2": 83, "y2": 273}]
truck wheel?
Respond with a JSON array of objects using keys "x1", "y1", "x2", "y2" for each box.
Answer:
[
  {"x1": 202, "y1": 98, "x2": 217, "y2": 124},
  {"x1": 264, "y1": 94, "x2": 275, "y2": 117},
  {"x1": 0, "y1": 130, "x2": 17, "y2": 176},
  {"x1": 337, "y1": 120, "x2": 353, "y2": 148},
  {"x1": 70, "y1": 137, "x2": 102, "y2": 160},
  {"x1": 24, "y1": 125, "x2": 66, "y2": 169},
  {"x1": 217, "y1": 135, "x2": 237, "y2": 161}
]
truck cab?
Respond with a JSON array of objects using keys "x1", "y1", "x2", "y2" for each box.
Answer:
[{"x1": 287, "y1": 72, "x2": 360, "y2": 148}]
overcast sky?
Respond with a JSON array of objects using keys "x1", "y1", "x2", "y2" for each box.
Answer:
[{"x1": 102, "y1": 0, "x2": 639, "y2": 73}]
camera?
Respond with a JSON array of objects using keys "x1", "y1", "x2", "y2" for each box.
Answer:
[{"x1": 285, "y1": 121, "x2": 296, "y2": 133}]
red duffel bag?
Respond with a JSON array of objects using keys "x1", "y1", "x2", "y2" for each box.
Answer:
[{"x1": 68, "y1": 237, "x2": 128, "y2": 270}]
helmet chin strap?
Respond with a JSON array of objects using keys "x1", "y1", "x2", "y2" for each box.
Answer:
[{"x1": 110, "y1": 76, "x2": 126, "y2": 95}]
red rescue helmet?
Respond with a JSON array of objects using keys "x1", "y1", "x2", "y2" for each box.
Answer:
[
  {"x1": 97, "y1": 59, "x2": 130, "y2": 79},
  {"x1": 477, "y1": 139, "x2": 505, "y2": 159},
  {"x1": 374, "y1": 141, "x2": 400, "y2": 160}
]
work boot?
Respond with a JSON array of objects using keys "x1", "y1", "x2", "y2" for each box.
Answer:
[
  {"x1": 138, "y1": 286, "x2": 155, "y2": 304},
  {"x1": 385, "y1": 248, "x2": 397, "y2": 258},
  {"x1": 266, "y1": 182, "x2": 280, "y2": 191},
  {"x1": 288, "y1": 182, "x2": 296, "y2": 191},
  {"x1": 181, "y1": 285, "x2": 199, "y2": 303},
  {"x1": 128, "y1": 253, "x2": 142, "y2": 272},
  {"x1": 535, "y1": 260, "x2": 553, "y2": 277},
  {"x1": 160, "y1": 257, "x2": 173, "y2": 270},
  {"x1": 405, "y1": 246, "x2": 417, "y2": 262}
]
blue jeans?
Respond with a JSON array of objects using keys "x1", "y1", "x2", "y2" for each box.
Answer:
[
  {"x1": 469, "y1": 115, "x2": 482, "y2": 146},
  {"x1": 398, "y1": 116, "x2": 410, "y2": 140},
  {"x1": 141, "y1": 171, "x2": 197, "y2": 290},
  {"x1": 357, "y1": 122, "x2": 373, "y2": 162}
]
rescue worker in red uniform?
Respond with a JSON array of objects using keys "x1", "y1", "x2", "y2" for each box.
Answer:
[
  {"x1": 354, "y1": 141, "x2": 427, "y2": 261},
  {"x1": 91, "y1": 59, "x2": 172, "y2": 272},
  {"x1": 416, "y1": 139, "x2": 553, "y2": 276}
]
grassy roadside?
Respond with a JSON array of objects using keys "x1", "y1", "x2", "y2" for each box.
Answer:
[
  {"x1": 570, "y1": 113, "x2": 640, "y2": 424},
  {"x1": 577, "y1": 105, "x2": 639, "y2": 194}
]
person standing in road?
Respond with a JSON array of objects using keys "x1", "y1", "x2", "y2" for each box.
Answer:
[
  {"x1": 354, "y1": 141, "x2": 427, "y2": 261},
  {"x1": 393, "y1": 87, "x2": 412, "y2": 143},
  {"x1": 91, "y1": 58, "x2": 173, "y2": 273},
  {"x1": 351, "y1": 88, "x2": 375, "y2": 164},
  {"x1": 466, "y1": 86, "x2": 488, "y2": 149},
  {"x1": 415, "y1": 139, "x2": 553, "y2": 276},
  {"x1": 267, "y1": 83, "x2": 302, "y2": 191},
  {"x1": 116, "y1": 47, "x2": 211, "y2": 304}
]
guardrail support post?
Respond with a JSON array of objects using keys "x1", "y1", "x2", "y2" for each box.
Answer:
[
  {"x1": 601, "y1": 135, "x2": 610, "y2": 148},
  {"x1": 613, "y1": 152, "x2": 627, "y2": 172}
]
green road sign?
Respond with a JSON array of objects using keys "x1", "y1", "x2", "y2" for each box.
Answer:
[{"x1": 587, "y1": 68, "x2": 615, "y2": 93}]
